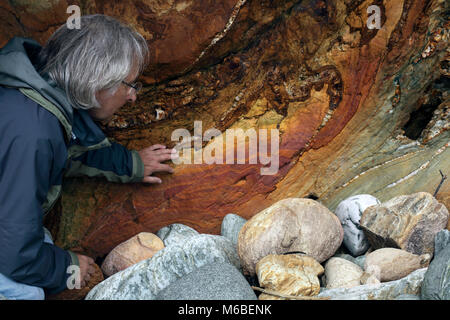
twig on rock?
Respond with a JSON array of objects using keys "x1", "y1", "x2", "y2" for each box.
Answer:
[
  {"x1": 433, "y1": 170, "x2": 447, "y2": 197},
  {"x1": 251, "y1": 286, "x2": 330, "y2": 300},
  {"x1": 282, "y1": 251, "x2": 307, "y2": 255}
]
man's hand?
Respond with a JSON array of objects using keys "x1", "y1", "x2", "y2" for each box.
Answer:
[
  {"x1": 138, "y1": 144, "x2": 177, "y2": 184},
  {"x1": 76, "y1": 254, "x2": 96, "y2": 288}
]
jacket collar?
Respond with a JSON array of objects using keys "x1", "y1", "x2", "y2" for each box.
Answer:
[{"x1": 71, "y1": 109, "x2": 107, "y2": 147}]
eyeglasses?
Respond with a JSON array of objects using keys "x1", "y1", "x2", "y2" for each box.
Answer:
[{"x1": 122, "y1": 80, "x2": 143, "y2": 94}]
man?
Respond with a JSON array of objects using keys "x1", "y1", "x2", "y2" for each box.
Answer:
[{"x1": 0, "y1": 14, "x2": 175, "y2": 299}]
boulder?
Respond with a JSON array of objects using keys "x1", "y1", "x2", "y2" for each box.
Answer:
[
  {"x1": 360, "y1": 192, "x2": 449, "y2": 256},
  {"x1": 238, "y1": 198, "x2": 343, "y2": 275},
  {"x1": 155, "y1": 262, "x2": 257, "y2": 300},
  {"x1": 156, "y1": 223, "x2": 199, "y2": 247},
  {"x1": 323, "y1": 257, "x2": 364, "y2": 289},
  {"x1": 364, "y1": 248, "x2": 430, "y2": 282},
  {"x1": 101, "y1": 232, "x2": 164, "y2": 277},
  {"x1": 421, "y1": 244, "x2": 450, "y2": 300},
  {"x1": 85, "y1": 234, "x2": 240, "y2": 300},
  {"x1": 256, "y1": 254, "x2": 324, "y2": 300},
  {"x1": 221, "y1": 213, "x2": 247, "y2": 247},
  {"x1": 334, "y1": 194, "x2": 380, "y2": 256},
  {"x1": 317, "y1": 268, "x2": 428, "y2": 300},
  {"x1": 434, "y1": 229, "x2": 450, "y2": 257}
]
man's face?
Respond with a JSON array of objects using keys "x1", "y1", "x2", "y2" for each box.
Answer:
[{"x1": 89, "y1": 69, "x2": 139, "y2": 122}]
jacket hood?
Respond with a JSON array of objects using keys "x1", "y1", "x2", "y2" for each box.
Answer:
[
  {"x1": 0, "y1": 37, "x2": 73, "y2": 123},
  {"x1": 0, "y1": 37, "x2": 107, "y2": 146}
]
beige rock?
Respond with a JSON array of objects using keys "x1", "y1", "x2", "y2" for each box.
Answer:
[
  {"x1": 360, "y1": 264, "x2": 381, "y2": 285},
  {"x1": 238, "y1": 198, "x2": 343, "y2": 275},
  {"x1": 256, "y1": 254, "x2": 324, "y2": 300},
  {"x1": 101, "y1": 232, "x2": 165, "y2": 277},
  {"x1": 324, "y1": 257, "x2": 364, "y2": 289},
  {"x1": 364, "y1": 248, "x2": 430, "y2": 282},
  {"x1": 360, "y1": 192, "x2": 449, "y2": 256},
  {"x1": 360, "y1": 272, "x2": 381, "y2": 285}
]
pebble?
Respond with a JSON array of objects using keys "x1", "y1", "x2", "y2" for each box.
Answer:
[
  {"x1": 360, "y1": 192, "x2": 449, "y2": 256},
  {"x1": 323, "y1": 257, "x2": 363, "y2": 289},
  {"x1": 101, "y1": 232, "x2": 164, "y2": 277},
  {"x1": 364, "y1": 248, "x2": 430, "y2": 282},
  {"x1": 256, "y1": 254, "x2": 323, "y2": 299},
  {"x1": 334, "y1": 194, "x2": 380, "y2": 256}
]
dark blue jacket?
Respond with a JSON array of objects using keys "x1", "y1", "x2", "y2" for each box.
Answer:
[{"x1": 0, "y1": 37, "x2": 144, "y2": 295}]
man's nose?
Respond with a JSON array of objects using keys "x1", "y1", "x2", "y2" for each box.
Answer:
[{"x1": 127, "y1": 90, "x2": 137, "y2": 103}]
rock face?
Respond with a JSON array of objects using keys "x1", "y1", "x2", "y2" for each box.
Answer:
[
  {"x1": 360, "y1": 192, "x2": 449, "y2": 256},
  {"x1": 101, "y1": 232, "x2": 164, "y2": 277},
  {"x1": 334, "y1": 194, "x2": 380, "y2": 256},
  {"x1": 237, "y1": 198, "x2": 343, "y2": 275},
  {"x1": 155, "y1": 262, "x2": 257, "y2": 300},
  {"x1": 0, "y1": 0, "x2": 272, "y2": 83},
  {"x1": 318, "y1": 268, "x2": 428, "y2": 300},
  {"x1": 85, "y1": 234, "x2": 240, "y2": 300},
  {"x1": 256, "y1": 254, "x2": 324, "y2": 300},
  {"x1": 364, "y1": 248, "x2": 430, "y2": 282},
  {"x1": 3, "y1": 0, "x2": 443, "y2": 259},
  {"x1": 421, "y1": 243, "x2": 450, "y2": 300},
  {"x1": 323, "y1": 257, "x2": 364, "y2": 289}
]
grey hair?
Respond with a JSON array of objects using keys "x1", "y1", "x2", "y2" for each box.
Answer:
[{"x1": 38, "y1": 14, "x2": 149, "y2": 110}]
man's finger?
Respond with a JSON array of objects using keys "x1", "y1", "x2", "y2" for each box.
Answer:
[
  {"x1": 148, "y1": 144, "x2": 166, "y2": 151},
  {"x1": 158, "y1": 153, "x2": 178, "y2": 162},
  {"x1": 142, "y1": 176, "x2": 162, "y2": 184},
  {"x1": 155, "y1": 148, "x2": 177, "y2": 155},
  {"x1": 150, "y1": 163, "x2": 174, "y2": 173}
]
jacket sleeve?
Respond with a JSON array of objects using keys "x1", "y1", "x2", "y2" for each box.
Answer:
[
  {"x1": 0, "y1": 133, "x2": 78, "y2": 295},
  {"x1": 65, "y1": 141, "x2": 145, "y2": 183}
]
